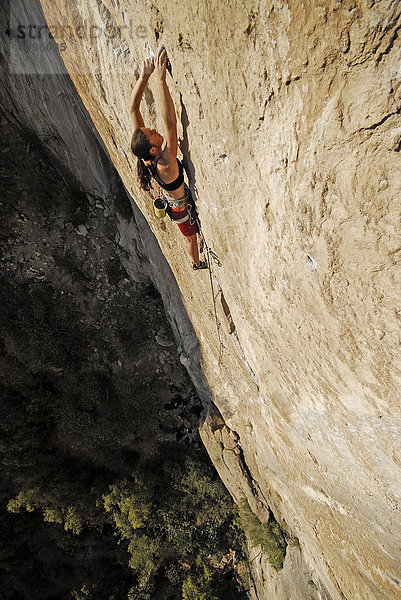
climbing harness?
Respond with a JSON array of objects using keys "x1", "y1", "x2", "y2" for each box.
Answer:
[{"x1": 157, "y1": 185, "x2": 198, "y2": 228}]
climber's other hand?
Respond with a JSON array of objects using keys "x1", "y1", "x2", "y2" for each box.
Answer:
[
  {"x1": 155, "y1": 43, "x2": 165, "y2": 59},
  {"x1": 141, "y1": 57, "x2": 154, "y2": 76}
]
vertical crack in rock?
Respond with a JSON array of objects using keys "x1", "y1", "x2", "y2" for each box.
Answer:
[{"x1": 220, "y1": 290, "x2": 236, "y2": 334}]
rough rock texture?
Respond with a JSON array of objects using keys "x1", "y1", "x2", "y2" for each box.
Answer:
[{"x1": 4, "y1": 0, "x2": 401, "y2": 598}]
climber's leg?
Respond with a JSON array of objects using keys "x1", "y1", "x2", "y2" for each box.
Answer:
[
  {"x1": 176, "y1": 213, "x2": 206, "y2": 269},
  {"x1": 186, "y1": 233, "x2": 200, "y2": 266}
]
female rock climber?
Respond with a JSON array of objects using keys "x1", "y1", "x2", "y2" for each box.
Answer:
[{"x1": 129, "y1": 44, "x2": 207, "y2": 270}]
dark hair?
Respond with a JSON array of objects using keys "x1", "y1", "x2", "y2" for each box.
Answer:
[{"x1": 130, "y1": 128, "x2": 153, "y2": 191}]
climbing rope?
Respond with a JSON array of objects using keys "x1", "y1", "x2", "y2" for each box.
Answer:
[
  {"x1": 206, "y1": 246, "x2": 224, "y2": 365},
  {"x1": 190, "y1": 198, "x2": 224, "y2": 365}
]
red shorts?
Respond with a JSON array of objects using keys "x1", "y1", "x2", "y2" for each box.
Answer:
[
  {"x1": 177, "y1": 219, "x2": 198, "y2": 237},
  {"x1": 169, "y1": 207, "x2": 198, "y2": 237}
]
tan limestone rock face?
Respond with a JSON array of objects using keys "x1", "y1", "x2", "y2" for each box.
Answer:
[{"x1": 39, "y1": 1, "x2": 401, "y2": 598}]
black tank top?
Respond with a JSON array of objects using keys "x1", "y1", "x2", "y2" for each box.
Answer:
[{"x1": 150, "y1": 158, "x2": 184, "y2": 191}]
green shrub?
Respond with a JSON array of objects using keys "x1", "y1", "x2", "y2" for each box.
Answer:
[
  {"x1": 103, "y1": 477, "x2": 152, "y2": 534},
  {"x1": 182, "y1": 568, "x2": 217, "y2": 600},
  {"x1": 8, "y1": 487, "x2": 87, "y2": 534},
  {"x1": 238, "y1": 499, "x2": 286, "y2": 570}
]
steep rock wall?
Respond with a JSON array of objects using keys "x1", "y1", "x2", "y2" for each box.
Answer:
[{"x1": 11, "y1": 0, "x2": 401, "y2": 598}]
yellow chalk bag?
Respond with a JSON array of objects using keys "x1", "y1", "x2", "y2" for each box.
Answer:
[{"x1": 154, "y1": 198, "x2": 166, "y2": 218}]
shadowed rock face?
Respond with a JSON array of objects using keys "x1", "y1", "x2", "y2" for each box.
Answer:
[{"x1": 3, "y1": 0, "x2": 401, "y2": 598}]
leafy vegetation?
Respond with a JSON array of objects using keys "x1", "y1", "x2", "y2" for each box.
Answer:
[
  {"x1": 238, "y1": 499, "x2": 286, "y2": 570},
  {"x1": 101, "y1": 449, "x2": 247, "y2": 598},
  {"x1": 3, "y1": 440, "x2": 248, "y2": 598}
]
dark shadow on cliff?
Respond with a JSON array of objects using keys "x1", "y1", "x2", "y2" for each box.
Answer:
[
  {"x1": 179, "y1": 92, "x2": 203, "y2": 229},
  {"x1": 179, "y1": 93, "x2": 196, "y2": 189}
]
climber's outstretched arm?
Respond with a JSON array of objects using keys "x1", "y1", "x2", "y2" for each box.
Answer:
[
  {"x1": 130, "y1": 58, "x2": 154, "y2": 129},
  {"x1": 155, "y1": 45, "x2": 177, "y2": 162}
]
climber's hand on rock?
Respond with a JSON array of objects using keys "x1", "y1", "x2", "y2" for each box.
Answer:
[
  {"x1": 141, "y1": 57, "x2": 154, "y2": 77},
  {"x1": 155, "y1": 43, "x2": 165, "y2": 59},
  {"x1": 155, "y1": 45, "x2": 167, "y2": 81}
]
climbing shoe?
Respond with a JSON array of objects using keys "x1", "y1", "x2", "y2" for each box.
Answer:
[{"x1": 192, "y1": 260, "x2": 208, "y2": 271}]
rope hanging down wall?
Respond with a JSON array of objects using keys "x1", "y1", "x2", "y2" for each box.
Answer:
[{"x1": 191, "y1": 206, "x2": 224, "y2": 365}]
